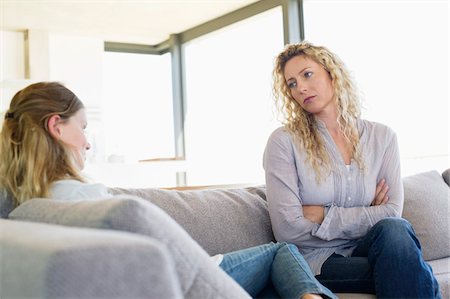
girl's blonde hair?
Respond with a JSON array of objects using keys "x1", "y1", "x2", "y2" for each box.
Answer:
[
  {"x1": 0, "y1": 82, "x2": 85, "y2": 206},
  {"x1": 273, "y1": 41, "x2": 363, "y2": 180}
]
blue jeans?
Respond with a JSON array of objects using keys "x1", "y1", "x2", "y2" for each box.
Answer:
[
  {"x1": 316, "y1": 218, "x2": 441, "y2": 299},
  {"x1": 219, "y1": 242, "x2": 337, "y2": 299}
]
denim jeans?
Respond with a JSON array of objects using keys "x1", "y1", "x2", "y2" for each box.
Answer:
[
  {"x1": 219, "y1": 242, "x2": 337, "y2": 299},
  {"x1": 316, "y1": 217, "x2": 441, "y2": 299}
]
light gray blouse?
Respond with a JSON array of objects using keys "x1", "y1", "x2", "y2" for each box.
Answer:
[
  {"x1": 50, "y1": 179, "x2": 112, "y2": 201},
  {"x1": 263, "y1": 119, "x2": 403, "y2": 274}
]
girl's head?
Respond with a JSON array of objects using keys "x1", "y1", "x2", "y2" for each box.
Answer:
[{"x1": 0, "y1": 82, "x2": 88, "y2": 206}]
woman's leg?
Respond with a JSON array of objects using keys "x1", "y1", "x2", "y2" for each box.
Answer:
[
  {"x1": 220, "y1": 242, "x2": 337, "y2": 298},
  {"x1": 317, "y1": 218, "x2": 441, "y2": 298},
  {"x1": 315, "y1": 254, "x2": 375, "y2": 293},
  {"x1": 271, "y1": 243, "x2": 338, "y2": 299},
  {"x1": 219, "y1": 242, "x2": 282, "y2": 297},
  {"x1": 352, "y1": 217, "x2": 441, "y2": 299}
]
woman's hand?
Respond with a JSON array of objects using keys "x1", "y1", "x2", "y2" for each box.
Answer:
[
  {"x1": 303, "y1": 206, "x2": 325, "y2": 224},
  {"x1": 371, "y1": 179, "x2": 390, "y2": 206}
]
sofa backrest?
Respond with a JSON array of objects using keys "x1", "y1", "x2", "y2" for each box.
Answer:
[
  {"x1": 109, "y1": 185, "x2": 274, "y2": 255},
  {"x1": 5, "y1": 169, "x2": 450, "y2": 260}
]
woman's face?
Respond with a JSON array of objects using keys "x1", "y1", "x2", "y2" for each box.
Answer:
[
  {"x1": 283, "y1": 55, "x2": 336, "y2": 117},
  {"x1": 58, "y1": 108, "x2": 90, "y2": 169}
]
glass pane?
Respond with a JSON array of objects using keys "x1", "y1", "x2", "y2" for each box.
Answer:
[
  {"x1": 184, "y1": 7, "x2": 284, "y2": 185},
  {"x1": 102, "y1": 52, "x2": 175, "y2": 162},
  {"x1": 304, "y1": 0, "x2": 449, "y2": 175}
]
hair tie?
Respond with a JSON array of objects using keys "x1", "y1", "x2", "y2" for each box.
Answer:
[{"x1": 5, "y1": 112, "x2": 14, "y2": 119}]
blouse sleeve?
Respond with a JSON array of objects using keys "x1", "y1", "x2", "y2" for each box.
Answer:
[
  {"x1": 263, "y1": 129, "x2": 331, "y2": 247},
  {"x1": 312, "y1": 131, "x2": 404, "y2": 241}
]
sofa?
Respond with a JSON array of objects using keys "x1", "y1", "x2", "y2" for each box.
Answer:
[{"x1": 1, "y1": 169, "x2": 449, "y2": 299}]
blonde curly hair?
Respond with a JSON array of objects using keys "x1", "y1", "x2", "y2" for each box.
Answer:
[
  {"x1": 273, "y1": 41, "x2": 364, "y2": 180},
  {"x1": 0, "y1": 82, "x2": 86, "y2": 206}
]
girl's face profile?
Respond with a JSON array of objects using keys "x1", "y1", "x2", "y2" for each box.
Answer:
[
  {"x1": 58, "y1": 108, "x2": 90, "y2": 170},
  {"x1": 283, "y1": 55, "x2": 335, "y2": 117}
]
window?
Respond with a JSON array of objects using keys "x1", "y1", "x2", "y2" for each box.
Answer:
[
  {"x1": 183, "y1": 7, "x2": 284, "y2": 185},
  {"x1": 102, "y1": 51, "x2": 175, "y2": 162},
  {"x1": 303, "y1": 0, "x2": 449, "y2": 175}
]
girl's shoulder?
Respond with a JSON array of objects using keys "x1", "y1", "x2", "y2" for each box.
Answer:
[{"x1": 51, "y1": 179, "x2": 111, "y2": 200}]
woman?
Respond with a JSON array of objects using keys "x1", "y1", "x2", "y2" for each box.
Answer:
[
  {"x1": 264, "y1": 41, "x2": 441, "y2": 298},
  {"x1": 0, "y1": 81, "x2": 336, "y2": 299}
]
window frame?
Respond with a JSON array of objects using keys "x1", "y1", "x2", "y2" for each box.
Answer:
[{"x1": 103, "y1": 0, "x2": 305, "y2": 185}]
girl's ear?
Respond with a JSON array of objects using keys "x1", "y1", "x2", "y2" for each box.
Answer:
[{"x1": 47, "y1": 114, "x2": 63, "y2": 139}]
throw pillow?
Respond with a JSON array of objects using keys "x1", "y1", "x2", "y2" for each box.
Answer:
[{"x1": 402, "y1": 170, "x2": 450, "y2": 260}]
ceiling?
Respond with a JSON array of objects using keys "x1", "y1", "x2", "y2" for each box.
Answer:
[{"x1": 0, "y1": 0, "x2": 261, "y2": 45}]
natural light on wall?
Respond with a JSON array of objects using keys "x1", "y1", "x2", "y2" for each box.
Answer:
[
  {"x1": 303, "y1": 0, "x2": 449, "y2": 176},
  {"x1": 183, "y1": 7, "x2": 284, "y2": 185}
]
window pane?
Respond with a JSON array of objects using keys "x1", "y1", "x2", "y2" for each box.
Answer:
[
  {"x1": 184, "y1": 7, "x2": 284, "y2": 185},
  {"x1": 102, "y1": 52, "x2": 175, "y2": 162},
  {"x1": 304, "y1": 0, "x2": 449, "y2": 175}
]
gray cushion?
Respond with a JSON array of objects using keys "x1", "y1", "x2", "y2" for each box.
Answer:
[
  {"x1": 9, "y1": 196, "x2": 251, "y2": 299},
  {"x1": 402, "y1": 170, "x2": 450, "y2": 260},
  {"x1": 109, "y1": 186, "x2": 274, "y2": 255},
  {"x1": 1, "y1": 218, "x2": 182, "y2": 299}
]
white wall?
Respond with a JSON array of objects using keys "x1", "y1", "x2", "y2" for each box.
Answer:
[{"x1": 0, "y1": 30, "x2": 29, "y2": 112}]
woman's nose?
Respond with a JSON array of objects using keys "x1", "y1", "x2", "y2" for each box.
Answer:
[
  {"x1": 86, "y1": 142, "x2": 91, "y2": 151},
  {"x1": 297, "y1": 83, "x2": 307, "y2": 93}
]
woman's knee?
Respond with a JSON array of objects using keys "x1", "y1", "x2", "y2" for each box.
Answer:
[
  {"x1": 373, "y1": 217, "x2": 414, "y2": 234},
  {"x1": 372, "y1": 217, "x2": 420, "y2": 248}
]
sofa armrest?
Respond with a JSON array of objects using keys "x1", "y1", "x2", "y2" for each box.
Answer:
[
  {"x1": 0, "y1": 219, "x2": 181, "y2": 299},
  {"x1": 8, "y1": 196, "x2": 250, "y2": 299}
]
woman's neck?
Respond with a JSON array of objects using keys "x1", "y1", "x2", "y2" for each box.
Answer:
[{"x1": 315, "y1": 109, "x2": 340, "y2": 133}]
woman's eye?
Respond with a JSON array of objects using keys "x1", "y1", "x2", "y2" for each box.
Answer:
[
  {"x1": 287, "y1": 81, "x2": 297, "y2": 89},
  {"x1": 304, "y1": 71, "x2": 313, "y2": 78}
]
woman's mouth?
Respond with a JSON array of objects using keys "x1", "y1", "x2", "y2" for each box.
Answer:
[{"x1": 303, "y1": 96, "x2": 315, "y2": 104}]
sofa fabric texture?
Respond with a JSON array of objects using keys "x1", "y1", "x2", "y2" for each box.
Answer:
[
  {"x1": 3, "y1": 169, "x2": 450, "y2": 299},
  {"x1": 402, "y1": 170, "x2": 450, "y2": 260},
  {"x1": 109, "y1": 185, "x2": 274, "y2": 255},
  {"x1": 0, "y1": 219, "x2": 182, "y2": 299},
  {"x1": 8, "y1": 195, "x2": 250, "y2": 299}
]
